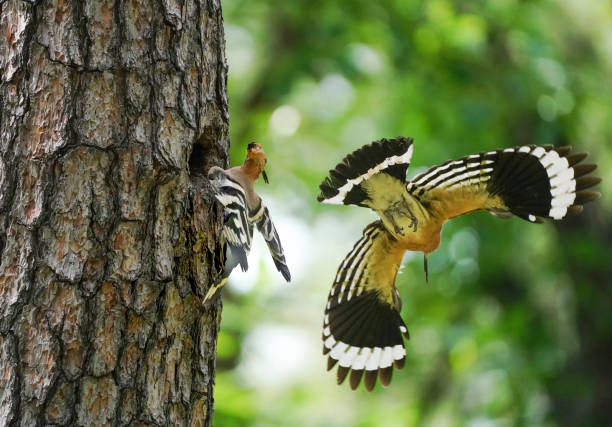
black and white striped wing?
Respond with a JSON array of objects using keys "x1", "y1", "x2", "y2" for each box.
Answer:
[
  {"x1": 323, "y1": 221, "x2": 410, "y2": 391},
  {"x1": 318, "y1": 137, "x2": 414, "y2": 207},
  {"x1": 407, "y1": 145, "x2": 601, "y2": 222},
  {"x1": 209, "y1": 170, "x2": 254, "y2": 273},
  {"x1": 250, "y1": 203, "x2": 291, "y2": 282}
]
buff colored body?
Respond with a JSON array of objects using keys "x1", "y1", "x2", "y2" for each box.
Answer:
[{"x1": 360, "y1": 172, "x2": 507, "y2": 305}]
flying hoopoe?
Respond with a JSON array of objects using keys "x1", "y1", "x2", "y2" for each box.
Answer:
[
  {"x1": 206, "y1": 142, "x2": 291, "y2": 302},
  {"x1": 317, "y1": 137, "x2": 601, "y2": 391}
]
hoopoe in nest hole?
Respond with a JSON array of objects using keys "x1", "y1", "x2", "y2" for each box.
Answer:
[{"x1": 206, "y1": 142, "x2": 291, "y2": 302}]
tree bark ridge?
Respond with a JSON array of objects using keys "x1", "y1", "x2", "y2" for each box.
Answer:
[{"x1": 0, "y1": 0, "x2": 229, "y2": 425}]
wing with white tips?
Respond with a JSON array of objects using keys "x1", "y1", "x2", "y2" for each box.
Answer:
[
  {"x1": 323, "y1": 221, "x2": 410, "y2": 391},
  {"x1": 407, "y1": 145, "x2": 600, "y2": 223}
]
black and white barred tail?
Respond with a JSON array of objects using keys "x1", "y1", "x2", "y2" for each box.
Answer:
[
  {"x1": 318, "y1": 137, "x2": 414, "y2": 206},
  {"x1": 407, "y1": 144, "x2": 601, "y2": 222},
  {"x1": 323, "y1": 222, "x2": 409, "y2": 391}
]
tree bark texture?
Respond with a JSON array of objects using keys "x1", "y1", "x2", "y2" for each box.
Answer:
[{"x1": 0, "y1": 0, "x2": 229, "y2": 425}]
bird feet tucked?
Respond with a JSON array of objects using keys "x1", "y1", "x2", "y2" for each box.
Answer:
[
  {"x1": 398, "y1": 207, "x2": 418, "y2": 234},
  {"x1": 407, "y1": 213, "x2": 418, "y2": 232},
  {"x1": 392, "y1": 223, "x2": 404, "y2": 236},
  {"x1": 383, "y1": 204, "x2": 418, "y2": 237}
]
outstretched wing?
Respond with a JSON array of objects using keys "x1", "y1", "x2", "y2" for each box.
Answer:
[
  {"x1": 318, "y1": 137, "x2": 414, "y2": 207},
  {"x1": 250, "y1": 202, "x2": 291, "y2": 282},
  {"x1": 209, "y1": 169, "x2": 254, "y2": 274},
  {"x1": 407, "y1": 145, "x2": 601, "y2": 223},
  {"x1": 323, "y1": 221, "x2": 410, "y2": 391}
]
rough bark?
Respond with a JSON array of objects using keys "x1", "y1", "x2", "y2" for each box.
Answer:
[{"x1": 0, "y1": 0, "x2": 229, "y2": 425}]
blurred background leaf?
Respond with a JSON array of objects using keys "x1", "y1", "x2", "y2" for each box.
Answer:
[{"x1": 216, "y1": 0, "x2": 612, "y2": 425}]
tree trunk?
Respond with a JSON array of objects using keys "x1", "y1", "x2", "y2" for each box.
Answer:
[{"x1": 0, "y1": 0, "x2": 229, "y2": 425}]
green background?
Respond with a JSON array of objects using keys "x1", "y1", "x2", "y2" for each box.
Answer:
[{"x1": 216, "y1": 0, "x2": 612, "y2": 425}]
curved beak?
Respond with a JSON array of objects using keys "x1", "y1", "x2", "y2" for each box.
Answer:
[{"x1": 262, "y1": 170, "x2": 269, "y2": 184}]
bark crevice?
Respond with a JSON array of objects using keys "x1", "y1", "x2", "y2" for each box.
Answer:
[{"x1": 0, "y1": 0, "x2": 228, "y2": 425}]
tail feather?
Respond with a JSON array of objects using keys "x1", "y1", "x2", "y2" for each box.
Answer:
[
  {"x1": 226, "y1": 242, "x2": 249, "y2": 272},
  {"x1": 317, "y1": 137, "x2": 414, "y2": 206}
]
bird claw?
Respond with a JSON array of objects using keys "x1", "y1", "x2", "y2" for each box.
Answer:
[
  {"x1": 384, "y1": 204, "x2": 418, "y2": 236},
  {"x1": 408, "y1": 215, "x2": 418, "y2": 232}
]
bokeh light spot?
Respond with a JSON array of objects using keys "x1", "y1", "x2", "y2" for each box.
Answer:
[{"x1": 269, "y1": 105, "x2": 301, "y2": 137}]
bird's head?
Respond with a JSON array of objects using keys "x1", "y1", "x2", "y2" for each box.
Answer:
[{"x1": 245, "y1": 142, "x2": 269, "y2": 184}]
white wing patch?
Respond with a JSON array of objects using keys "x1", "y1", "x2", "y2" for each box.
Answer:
[
  {"x1": 322, "y1": 221, "x2": 409, "y2": 390},
  {"x1": 524, "y1": 145, "x2": 576, "y2": 219},
  {"x1": 322, "y1": 143, "x2": 414, "y2": 205},
  {"x1": 407, "y1": 145, "x2": 582, "y2": 222}
]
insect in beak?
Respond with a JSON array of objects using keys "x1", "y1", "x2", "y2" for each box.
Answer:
[{"x1": 262, "y1": 170, "x2": 269, "y2": 184}]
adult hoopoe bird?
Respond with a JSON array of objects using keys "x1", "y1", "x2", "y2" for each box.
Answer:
[
  {"x1": 317, "y1": 137, "x2": 601, "y2": 391},
  {"x1": 206, "y1": 142, "x2": 291, "y2": 302}
]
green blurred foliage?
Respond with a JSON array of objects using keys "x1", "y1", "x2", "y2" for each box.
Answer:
[{"x1": 215, "y1": 0, "x2": 612, "y2": 425}]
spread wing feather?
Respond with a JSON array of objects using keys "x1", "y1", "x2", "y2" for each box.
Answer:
[
  {"x1": 323, "y1": 221, "x2": 410, "y2": 391},
  {"x1": 318, "y1": 139, "x2": 602, "y2": 392},
  {"x1": 251, "y1": 203, "x2": 291, "y2": 282},
  {"x1": 407, "y1": 145, "x2": 601, "y2": 223},
  {"x1": 209, "y1": 170, "x2": 254, "y2": 274},
  {"x1": 318, "y1": 137, "x2": 414, "y2": 206}
]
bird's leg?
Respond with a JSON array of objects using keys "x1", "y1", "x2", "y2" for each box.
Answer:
[
  {"x1": 401, "y1": 193, "x2": 423, "y2": 232},
  {"x1": 388, "y1": 215, "x2": 404, "y2": 236},
  {"x1": 383, "y1": 201, "x2": 420, "y2": 236},
  {"x1": 407, "y1": 211, "x2": 418, "y2": 232},
  {"x1": 381, "y1": 204, "x2": 404, "y2": 236},
  {"x1": 400, "y1": 203, "x2": 418, "y2": 233}
]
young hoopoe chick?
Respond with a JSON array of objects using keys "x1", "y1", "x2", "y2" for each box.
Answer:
[
  {"x1": 206, "y1": 142, "x2": 291, "y2": 302},
  {"x1": 318, "y1": 137, "x2": 601, "y2": 391}
]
